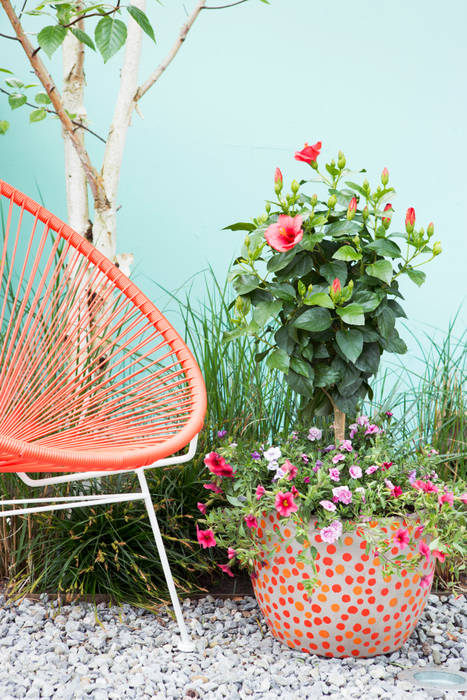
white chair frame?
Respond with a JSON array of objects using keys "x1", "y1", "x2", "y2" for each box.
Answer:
[{"x1": 0, "y1": 436, "x2": 200, "y2": 652}]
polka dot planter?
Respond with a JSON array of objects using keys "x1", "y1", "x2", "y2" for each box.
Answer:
[{"x1": 251, "y1": 512, "x2": 434, "y2": 658}]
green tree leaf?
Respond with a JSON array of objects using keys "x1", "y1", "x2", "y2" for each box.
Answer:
[
  {"x1": 222, "y1": 327, "x2": 248, "y2": 343},
  {"x1": 319, "y1": 260, "x2": 348, "y2": 286},
  {"x1": 364, "y1": 238, "x2": 401, "y2": 258},
  {"x1": 127, "y1": 5, "x2": 156, "y2": 42},
  {"x1": 303, "y1": 292, "x2": 334, "y2": 309},
  {"x1": 8, "y1": 93, "x2": 27, "y2": 110},
  {"x1": 266, "y1": 348, "x2": 290, "y2": 373},
  {"x1": 232, "y1": 274, "x2": 258, "y2": 295},
  {"x1": 268, "y1": 282, "x2": 296, "y2": 301},
  {"x1": 267, "y1": 248, "x2": 297, "y2": 272},
  {"x1": 366, "y1": 259, "x2": 393, "y2": 285},
  {"x1": 352, "y1": 289, "x2": 384, "y2": 312},
  {"x1": 0, "y1": 120, "x2": 9, "y2": 134},
  {"x1": 376, "y1": 305, "x2": 396, "y2": 339},
  {"x1": 34, "y1": 91, "x2": 52, "y2": 105},
  {"x1": 95, "y1": 17, "x2": 127, "y2": 63},
  {"x1": 29, "y1": 108, "x2": 46, "y2": 122},
  {"x1": 325, "y1": 220, "x2": 361, "y2": 237},
  {"x1": 252, "y1": 300, "x2": 282, "y2": 327},
  {"x1": 406, "y1": 268, "x2": 426, "y2": 286},
  {"x1": 290, "y1": 357, "x2": 312, "y2": 378},
  {"x1": 293, "y1": 307, "x2": 332, "y2": 332},
  {"x1": 336, "y1": 328, "x2": 363, "y2": 364},
  {"x1": 223, "y1": 221, "x2": 256, "y2": 232},
  {"x1": 355, "y1": 342, "x2": 381, "y2": 374},
  {"x1": 336, "y1": 303, "x2": 365, "y2": 326},
  {"x1": 37, "y1": 25, "x2": 67, "y2": 58},
  {"x1": 332, "y1": 245, "x2": 362, "y2": 262},
  {"x1": 71, "y1": 27, "x2": 96, "y2": 51},
  {"x1": 314, "y1": 364, "x2": 342, "y2": 387},
  {"x1": 285, "y1": 369, "x2": 314, "y2": 396}
]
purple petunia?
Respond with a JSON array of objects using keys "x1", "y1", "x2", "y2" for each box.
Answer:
[{"x1": 251, "y1": 451, "x2": 261, "y2": 460}]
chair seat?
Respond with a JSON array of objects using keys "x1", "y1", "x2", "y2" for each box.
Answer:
[{"x1": 0, "y1": 180, "x2": 206, "y2": 472}]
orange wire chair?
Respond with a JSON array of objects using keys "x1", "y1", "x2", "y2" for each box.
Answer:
[{"x1": 0, "y1": 180, "x2": 207, "y2": 650}]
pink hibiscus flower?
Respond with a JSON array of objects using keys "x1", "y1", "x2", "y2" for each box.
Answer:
[
  {"x1": 255, "y1": 484, "x2": 265, "y2": 500},
  {"x1": 204, "y1": 452, "x2": 236, "y2": 477},
  {"x1": 218, "y1": 563, "x2": 234, "y2": 577},
  {"x1": 275, "y1": 491, "x2": 298, "y2": 517},
  {"x1": 294, "y1": 141, "x2": 322, "y2": 164},
  {"x1": 419, "y1": 540, "x2": 431, "y2": 561},
  {"x1": 196, "y1": 525, "x2": 217, "y2": 549},
  {"x1": 264, "y1": 214, "x2": 304, "y2": 252},
  {"x1": 244, "y1": 514, "x2": 258, "y2": 529},
  {"x1": 394, "y1": 528, "x2": 410, "y2": 551}
]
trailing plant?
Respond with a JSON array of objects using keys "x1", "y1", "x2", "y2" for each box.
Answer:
[{"x1": 225, "y1": 142, "x2": 442, "y2": 443}]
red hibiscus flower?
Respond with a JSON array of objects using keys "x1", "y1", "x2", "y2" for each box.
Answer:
[
  {"x1": 294, "y1": 141, "x2": 322, "y2": 164},
  {"x1": 264, "y1": 214, "x2": 303, "y2": 252}
]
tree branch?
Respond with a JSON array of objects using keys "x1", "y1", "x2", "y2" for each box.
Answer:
[
  {"x1": 0, "y1": 31, "x2": 19, "y2": 40},
  {"x1": 0, "y1": 87, "x2": 106, "y2": 143},
  {"x1": 135, "y1": 0, "x2": 207, "y2": 102},
  {"x1": 203, "y1": 0, "x2": 247, "y2": 8},
  {"x1": 63, "y1": 1, "x2": 120, "y2": 29},
  {"x1": 0, "y1": 0, "x2": 102, "y2": 204}
]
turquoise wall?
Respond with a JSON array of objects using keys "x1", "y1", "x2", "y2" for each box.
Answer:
[{"x1": 1, "y1": 0, "x2": 466, "y2": 373}]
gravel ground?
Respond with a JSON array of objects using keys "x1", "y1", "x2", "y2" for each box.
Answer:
[{"x1": 0, "y1": 592, "x2": 465, "y2": 700}]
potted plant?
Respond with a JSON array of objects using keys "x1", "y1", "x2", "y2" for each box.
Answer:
[{"x1": 195, "y1": 143, "x2": 467, "y2": 658}]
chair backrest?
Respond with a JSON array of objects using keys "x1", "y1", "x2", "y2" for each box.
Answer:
[{"x1": 0, "y1": 180, "x2": 206, "y2": 472}]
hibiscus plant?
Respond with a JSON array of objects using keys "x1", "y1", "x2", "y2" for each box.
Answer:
[
  {"x1": 224, "y1": 142, "x2": 442, "y2": 443},
  {"x1": 196, "y1": 421, "x2": 467, "y2": 591}
]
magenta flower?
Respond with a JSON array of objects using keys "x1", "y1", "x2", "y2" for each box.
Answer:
[
  {"x1": 460, "y1": 493, "x2": 467, "y2": 504},
  {"x1": 385, "y1": 411, "x2": 393, "y2": 418},
  {"x1": 218, "y1": 563, "x2": 234, "y2": 578},
  {"x1": 391, "y1": 486, "x2": 403, "y2": 497},
  {"x1": 349, "y1": 465, "x2": 362, "y2": 479},
  {"x1": 365, "y1": 424, "x2": 380, "y2": 435},
  {"x1": 340, "y1": 440, "x2": 353, "y2": 452},
  {"x1": 283, "y1": 459, "x2": 298, "y2": 480},
  {"x1": 365, "y1": 464, "x2": 379, "y2": 475},
  {"x1": 329, "y1": 468, "x2": 340, "y2": 482},
  {"x1": 349, "y1": 423, "x2": 359, "y2": 439},
  {"x1": 303, "y1": 476, "x2": 311, "y2": 484},
  {"x1": 217, "y1": 429, "x2": 227, "y2": 438},
  {"x1": 332, "y1": 453, "x2": 345, "y2": 464},
  {"x1": 415, "y1": 525, "x2": 425, "y2": 537},
  {"x1": 332, "y1": 486, "x2": 353, "y2": 505},
  {"x1": 197, "y1": 502, "x2": 207, "y2": 514},
  {"x1": 419, "y1": 540, "x2": 431, "y2": 561},
  {"x1": 394, "y1": 528, "x2": 410, "y2": 551},
  {"x1": 320, "y1": 520, "x2": 343, "y2": 544},
  {"x1": 301, "y1": 453, "x2": 309, "y2": 463},
  {"x1": 320, "y1": 500, "x2": 336, "y2": 512},
  {"x1": 204, "y1": 452, "x2": 236, "y2": 477},
  {"x1": 275, "y1": 491, "x2": 298, "y2": 517},
  {"x1": 438, "y1": 492, "x2": 454, "y2": 507},
  {"x1": 227, "y1": 547, "x2": 237, "y2": 559},
  {"x1": 196, "y1": 525, "x2": 217, "y2": 549},
  {"x1": 203, "y1": 483, "x2": 223, "y2": 494},
  {"x1": 420, "y1": 573, "x2": 434, "y2": 589},
  {"x1": 432, "y1": 549, "x2": 446, "y2": 562},
  {"x1": 290, "y1": 485, "x2": 299, "y2": 496},
  {"x1": 412, "y1": 479, "x2": 438, "y2": 493},
  {"x1": 264, "y1": 214, "x2": 304, "y2": 252},
  {"x1": 357, "y1": 415, "x2": 369, "y2": 426},
  {"x1": 244, "y1": 514, "x2": 258, "y2": 529},
  {"x1": 255, "y1": 484, "x2": 265, "y2": 500}
]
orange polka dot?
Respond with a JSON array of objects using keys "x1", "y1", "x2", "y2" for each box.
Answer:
[
  {"x1": 344, "y1": 536, "x2": 353, "y2": 546},
  {"x1": 283, "y1": 528, "x2": 291, "y2": 538},
  {"x1": 283, "y1": 568, "x2": 291, "y2": 578},
  {"x1": 353, "y1": 586, "x2": 363, "y2": 595},
  {"x1": 389, "y1": 598, "x2": 398, "y2": 607},
  {"x1": 295, "y1": 601, "x2": 304, "y2": 612},
  {"x1": 345, "y1": 630, "x2": 354, "y2": 638},
  {"x1": 335, "y1": 564, "x2": 345, "y2": 574},
  {"x1": 331, "y1": 603, "x2": 340, "y2": 612},
  {"x1": 319, "y1": 630, "x2": 329, "y2": 638}
]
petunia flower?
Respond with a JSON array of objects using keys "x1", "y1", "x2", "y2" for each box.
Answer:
[
  {"x1": 320, "y1": 520, "x2": 343, "y2": 544},
  {"x1": 381, "y1": 462, "x2": 393, "y2": 471},
  {"x1": 307, "y1": 427, "x2": 323, "y2": 441},
  {"x1": 460, "y1": 493, "x2": 467, "y2": 504},
  {"x1": 217, "y1": 429, "x2": 227, "y2": 438},
  {"x1": 283, "y1": 459, "x2": 298, "y2": 480},
  {"x1": 323, "y1": 444, "x2": 335, "y2": 453},
  {"x1": 204, "y1": 452, "x2": 236, "y2": 477},
  {"x1": 218, "y1": 563, "x2": 234, "y2": 577},
  {"x1": 320, "y1": 500, "x2": 336, "y2": 512},
  {"x1": 391, "y1": 486, "x2": 403, "y2": 498},
  {"x1": 418, "y1": 540, "x2": 431, "y2": 561},
  {"x1": 332, "y1": 486, "x2": 353, "y2": 504},
  {"x1": 303, "y1": 476, "x2": 311, "y2": 484},
  {"x1": 357, "y1": 415, "x2": 369, "y2": 426},
  {"x1": 420, "y1": 573, "x2": 434, "y2": 589},
  {"x1": 251, "y1": 451, "x2": 261, "y2": 460},
  {"x1": 204, "y1": 483, "x2": 223, "y2": 494},
  {"x1": 349, "y1": 423, "x2": 359, "y2": 439},
  {"x1": 412, "y1": 480, "x2": 438, "y2": 493},
  {"x1": 301, "y1": 453, "x2": 309, "y2": 464},
  {"x1": 438, "y1": 492, "x2": 454, "y2": 507},
  {"x1": 264, "y1": 446, "x2": 281, "y2": 462},
  {"x1": 365, "y1": 464, "x2": 379, "y2": 475},
  {"x1": 432, "y1": 549, "x2": 446, "y2": 562},
  {"x1": 340, "y1": 440, "x2": 353, "y2": 452},
  {"x1": 196, "y1": 525, "x2": 217, "y2": 549},
  {"x1": 255, "y1": 484, "x2": 265, "y2": 500},
  {"x1": 332, "y1": 453, "x2": 345, "y2": 464},
  {"x1": 408, "y1": 470, "x2": 417, "y2": 484},
  {"x1": 275, "y1": 491, "x2": 299, "y2": 517},
  {"x1": 394, "y1": 528, "x2": 410, "y2": 551},
  {"x1": 349, "y1": 465, "x2": 362, "y2": 479},
  {"x1": 227, "y1": 547, "x2": 237, "y2": 559},
  {"x1": 290, "y1": 485, "x2": 299, "y2": 496},
  {"x1": 365, "y1": 424, "x2": 380, "y2": 436},
  {"x1": 329, "y1": 468, "x2": 341, "y2": 482},
  {"x1": 244, "y1": 514, "x2": 258, "y2": 529},
  {"x1": 197, "y1": 502, "x2": 207, "y2": 514}
]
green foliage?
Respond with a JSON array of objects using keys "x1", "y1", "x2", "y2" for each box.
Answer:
[{"x1": 226, "y1": 147, "x2": 441, "y2": 419}]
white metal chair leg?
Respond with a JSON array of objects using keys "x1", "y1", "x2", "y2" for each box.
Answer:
[{"x1": 136, "y1": 469, "x2": 195, "y2": 652}]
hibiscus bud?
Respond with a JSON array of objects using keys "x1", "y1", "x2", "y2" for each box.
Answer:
[
  {"x1": 362, "y1": 205, "x2": 369, "y2": 221},
  {"x1": 381, "y1": 167, "x2": 389, "y2": 186},
  {"x1": 235, "y1": 295, "x2": 250, "y2": 317},
  {"x1": 331, "y1": 277, "x2": 341, "y2": 295},
  {"x1": 382, "y1": 203, "x2": 392, "y2": 229},
  {"x1": 244, "y1": 235, "x2": 250, "y2": 248},
  {"x1": 347, "y1": 196, "x2": 357, "y2": 221},
  {"x1": 433, "y1": 241, "x2": 442, "y2": 256},
  {"x1": 405, "y1": 207, "x2": 416, "y2": 234},
  {"x1": 311, "y1": 193, "x2": 318, "y2": 207},
  {"x1": 328, "y1": 194, "x2": 337, "y2": 209},
  {"x1": 291, "y1": 179, "x2": 300, "y2": 194},
  {"x1": 427, "y1": 221, "x2": 434, "y2": 237},
  {"x1": 338, "y1": 150, "x2": 346, "y2": 169},
  {"x1": 274, "y1": 167, "x2": 283, "y2": 194},
  {"x1": 363, "y1": 179, "x2": 370, "y2": 194},
  {"x1": 265, "y1": 202, "x2": 271, "y2": 214}
]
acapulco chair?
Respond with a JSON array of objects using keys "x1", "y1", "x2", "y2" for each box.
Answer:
[{"x1": 0, "y1": 180, "x2": 207, "y2": 651}]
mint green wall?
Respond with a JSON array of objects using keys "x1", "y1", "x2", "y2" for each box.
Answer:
[{"x1": 1, "y1": 0, "x2": 466, "y2": 367}]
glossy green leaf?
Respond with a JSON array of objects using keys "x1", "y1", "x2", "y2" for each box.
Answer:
[
  {"x1": 314, "y1": 364, "x2": 342, "y2": 387},
  {"x1": 267, "y1": 248, "x2": 297, "y2": 272},
  {"x1": 336, "y1": 303, "x2": 365, "y2": 326},
  {"x1": 95, "y1": 17, "x2": 127, "y2": 62},
  {"x1": 34, "y1": 91, "x2": 52, "y2": 105},
  {"x1": 325, "y1": 220, "x2": 361, "y2": 237},
  {"x1": 285, "y1": 369, "x2": 314, "y2": 396},
  {"x1": 293, "y1": 307, "x2": 332, "y2": 332},
  {"x1": 366, "y1": 259, "x2": 393, "y2": 285},
  {"x1": 300, "y1": 232, "x2": 324, "y2": 251},
  {"x1": 355, "y1": 342, "x2": 381, "y2": 373},
  {"x1": 268, "y1": 282, "x2": 296, "y2": 301},
  {"x1": 336, "y1": 328, "x2": 363, "y2": 364},
  {"x1": 252, "y1": 300, "x2": 282, "y2": 327},
  {"x1": 71, "y1": 27, "x2": 96, "y2": 50},
  {"x1": 29, "y1": 108, "x2": 46, "y2": 122},
  {"x1": 376, "y1": 305, "x2": 395, "y2": 339},
  {"x1": 364, "y1": 238, "x2": 401, "y2": 258},
  {"x1": 127, "y1": 5, "x2": 156, "y2": 42},
  {"x1": 223, "y1": 221, "x2": 256, "y2": 232},
  {"x1": 290, "y1": 357, "x2": 312, "y2": 378},
  {"x1": 319, "y1": 260, "x2": 348, "y2": 286},
  {"x1": 332, "y1": 245, "x2": 362, "y2": 262},
  {"x1": 8, "y1": 93, "x2": 26, "y2": 110},
  {"x1": 303, "y1": 292, "x2": 334, "y2": 309},
  {"x1": 266, "y1": 348, "x2": 290, "y2": 373},
  {"x1": 406, "y1": 267, "x2": 426, "y2": 286},
  {"x1": 232, "y1": 274, "x2": 258, "y2": 295},
  {"x1": 352, "y1": 289, "x2": 384, "y2": 312},
  {"x1": 37, "y1": 25, "x2": 67, "y2": 58}
]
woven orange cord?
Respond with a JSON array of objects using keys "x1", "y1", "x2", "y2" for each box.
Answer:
[{"x1": 0, "y1": 180, "x2": 207, "y2": 471}]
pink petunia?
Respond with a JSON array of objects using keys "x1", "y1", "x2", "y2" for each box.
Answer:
[
  {"x1": 332, "y1": 486, "x2": 353, "y2": 505},
  {"x1": 197, "y1": 502, "x2": 207, "y2": 514},
  {"x1": 320, "y1": 520, "x2": 343, "y2": 544},
  {"x1": 432, "y1": 549, "x2": 446, "y2": 562},
  {"x1": 459, "y1": 492, "x2": 467, "y2": 504},
  {"x1": 365, "y1": 464, "x2": 379, "y2": 475},
  {"x1": 438, "y1": 492, "x2": 454, "y2": 507},
  {"x1": 394, "y1": 528, "x2": 410, "y2": 551},
  {"x1": 275, "y1": 491, "x2": 299, "y2": 517},
  {"x1": 204, "y1": 452, "x2": 236, "y2": 477},
  {"x1": 357, "y1": 415, "x2": 369, "y2": 426},
  {"x1": 419, "y1": 540, "x2": 431, "y2": 561},
  {"x1": 340, "y1": 440, "x2": 353, "y2": 452},
  {"x1": 255, "y1": 484, "x2": 265, "y2": 500},
  {"x1": 391, "y1": 486, "x2": 403, "y2": 498},
  {"x1": 264, "y1": 214, "x2": 303, "y2": 252},
  {"x1": 244, "y1": 514, "x2": 258, "y2": 529},
  {"x1": 364, "y1": 424, "x2": 380, "y2": 435},
  {"x1": 381, "y1": 462, "x2": 393, "y2": 471},
  {"x1": 349, "y1": 465, "x2": 362, "y2": 479},
  {"x1": 196, "y1": 525, "x2": 217, "y2": 549},
  {"x1": 320, "y1": 500, "x2": 337, "y2": 512},
  {"x1": 218, "y1": 563, "x2": 234, "y2": 577},
  {"x1": 291, "y1": 485, "x2": 299, "y2": 496},
  {"x1": 329, "y1": 468, "x2": 341, "y2": 482},
  {"x1": 332, "y1": 453, "x2": 345, "y2": 464},
  {"x1": 420, "y1": 572, "x2": 434, "y2": 589},
  {"x1": 303, "y1": 476, "x2": 311, "y2": 484},
  {"x1": 227, "y1": 547, "x2": 237, "y2": 559},
  {"x1": 412, "y1": 479, "x2": 438, "y2": 493},
  {"x1": 283, "y1": 459, "x2": 298, "y2": 481},
  {"x1": 203, "y1": 483, "x2": 223, "y2": 494}
]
